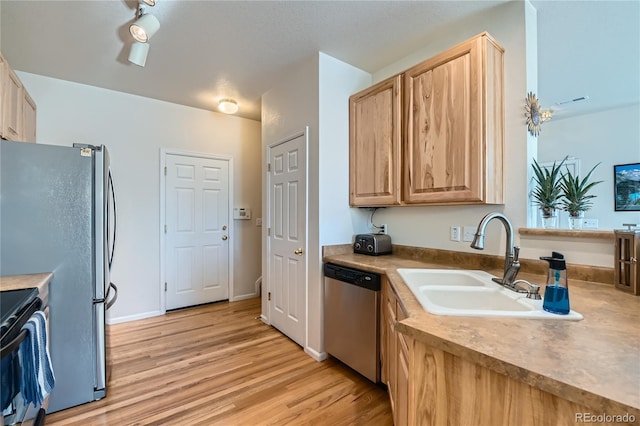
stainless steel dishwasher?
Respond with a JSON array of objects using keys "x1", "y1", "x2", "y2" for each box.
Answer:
[{"x1": 324, "y1": 263, "x2": 380, "y2": 382}]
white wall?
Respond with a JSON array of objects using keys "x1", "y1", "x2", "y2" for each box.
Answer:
[
  {"x1": 261, "y1": 55, "x2": 319, "y2": 351},
  {"x1": 18, "y1": 71, "x2": 262, "y2": 323},
  {"x1": 362, "y1": 1, "x2": 535, "y2": 261},
  {"x1": 261, "y1": 53, "x2": 371, "y2": 359},
  {"x1": 316, "y1": 52, "x2": 371, "y2": 354},
  {"x1": 538, "y1": 103, "x2": 640, "y2": 230}
]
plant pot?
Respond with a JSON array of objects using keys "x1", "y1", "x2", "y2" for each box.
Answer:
[
  {"x1": 540, "y1": 208, "x2": 558, "y2": 229},
  {"x1": 568, "y1": 212, "x2": 585, "y2": 230}
]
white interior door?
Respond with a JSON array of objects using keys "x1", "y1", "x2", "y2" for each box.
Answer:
[
  {"x1": 165, "y1": 154, "x2": 230, "y2": 310},
  {"x1": 268, "y1": 132, "x2": 307, "y2": 346}
]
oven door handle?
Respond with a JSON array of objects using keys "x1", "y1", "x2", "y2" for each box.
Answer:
[
  {"x1": 0, "y1": 329, "x2": 28, "y2": 359},
  {"x1": 0, "y1": 298, "x2": 43, "y2": 359}
]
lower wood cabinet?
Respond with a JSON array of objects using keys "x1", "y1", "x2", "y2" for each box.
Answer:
[
  {"x1": 382, "y1": 278, "x2": 411, "y2": 426},
  {"x1": 381, "y1": 276, "x2": 630, "y2": 426}
]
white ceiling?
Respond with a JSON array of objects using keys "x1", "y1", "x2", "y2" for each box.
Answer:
[{"x1": 1, "y1": 0, "x2": 638, "y2": 121}]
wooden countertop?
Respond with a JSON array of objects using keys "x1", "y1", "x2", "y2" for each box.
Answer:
[
  {"x1": 0, "y1": 272, "x2": 53, "y2": 293},
  {"x1": 323, "y1": 251, "x2": 640, "y2": 417}
]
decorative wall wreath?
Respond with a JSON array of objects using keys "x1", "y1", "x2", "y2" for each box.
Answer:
[{"x1": 525, "y1": 92, "x2": 543, "y2": 136}]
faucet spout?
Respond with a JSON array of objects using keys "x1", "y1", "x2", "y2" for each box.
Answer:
[{"x1": 470, "y1": 212, "x2": 519, "y2": 286}]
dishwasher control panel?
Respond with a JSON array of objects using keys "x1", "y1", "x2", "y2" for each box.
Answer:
[{"x1": 323, "y1": 263, "x2": 381, "y2": 291}]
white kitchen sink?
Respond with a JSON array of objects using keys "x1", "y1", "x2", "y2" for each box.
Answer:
[{"x1": 396, "y1": 269, "x2": 583, "y2": 320}]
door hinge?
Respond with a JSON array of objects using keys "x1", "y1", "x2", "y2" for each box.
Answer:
[
  {"x1": 268, "y1": 292, "x2": 271, "y2": 301},
  {"x1": 164, "y1": 282, "x2": 167, "y2": 291},
  {"x1": 164, "y1": 166, "x2": 167, "y2": 176},
  {"x1": 267, "y1": 227, "x2": 271, "y2": 236},
  {"x1": 267, "y1": 163, "x2": 271, "y2": 172},
  {"x1": 164, "y1": 224, "x2": 167, "y2": 233}
]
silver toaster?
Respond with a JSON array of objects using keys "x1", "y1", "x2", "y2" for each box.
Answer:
[{"x1": 353, "y1": 233, "x2": 392, "y2": 256}]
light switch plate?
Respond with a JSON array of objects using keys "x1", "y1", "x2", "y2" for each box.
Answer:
[
  {"x1": 463, "y1": 226, "x2": 477, "y2": 242},
  {"x1": 583, "y1": 218, "x2": 598, "y2": 229},
  {"x1": 450, "y1": 226, "x2": 461, "y2": 242}
]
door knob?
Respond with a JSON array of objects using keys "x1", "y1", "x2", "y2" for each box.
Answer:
[
  {"x1": 294, "y1": 248, "x2": 304, "y2": 256},
  {"x1": 222, "y1": 235, "x2": 228, "y2": 241}
]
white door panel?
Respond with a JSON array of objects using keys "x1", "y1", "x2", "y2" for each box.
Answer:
[
  {"x1": 268, "y1": 131, "x2": 307, "y2": 346},
  {"x1": 165, "y1": 154, "x2": 230, "y2": 310}
]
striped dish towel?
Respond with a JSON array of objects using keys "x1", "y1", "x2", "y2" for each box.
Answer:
[{"x1": 19, "y1": 310, "x2": 55, "y2": 406}]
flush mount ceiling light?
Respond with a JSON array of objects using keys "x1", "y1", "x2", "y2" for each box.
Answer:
[
  {"x1": 218, "y1": 99, "x2": 239, "y2": 114},
  {"x1": 140, "y1": 0, "x2": 157, "y2": 5},
  {"x1": 129, "y1": 6, "x2": 160, "y2": 43},
  {"x1": 128, "y1": 41, "x2": 150, "y2": 67}
]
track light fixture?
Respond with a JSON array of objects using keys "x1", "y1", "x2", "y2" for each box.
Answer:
[
  {"x1": 128, "y1": 41, "x2": 150, "y2": 67},
  {"x1": 129, "y1": 5, "x2": 160, "y2": 43}
]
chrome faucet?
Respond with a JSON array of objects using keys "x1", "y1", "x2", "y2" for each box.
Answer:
[{"x1": 470, "y1": 212, "x2": 521, "y2": 288}]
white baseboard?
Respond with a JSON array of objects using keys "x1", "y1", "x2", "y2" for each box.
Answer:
[
  {"x1": 230, "y1": 292, "x2": 259, "y2": 302},
  {"x1": 106, "y1": 310, "x2": 162, "y2": 325},
  {"x1": 260, "y1": 314, "x2": 269, "y2": 325},
  {"x1": 304, "y1": 346, "x2": 328, "y2": 362}
]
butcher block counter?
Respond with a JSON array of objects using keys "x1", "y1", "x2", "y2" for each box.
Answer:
[{"x1": 323, "y1": 245, "x2": 640, "y2": 425}]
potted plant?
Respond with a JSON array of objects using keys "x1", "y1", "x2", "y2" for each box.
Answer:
[
  {"x1": 559, "y1": 163, "x2": 603, "y2": 229},
  {"x1": 531, "y1": 157, "x2": 566, "y2": 228}
]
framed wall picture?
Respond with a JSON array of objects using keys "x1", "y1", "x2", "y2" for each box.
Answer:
[{"x1": 614, "y1": 163, "x2": 640, "y2": 211}]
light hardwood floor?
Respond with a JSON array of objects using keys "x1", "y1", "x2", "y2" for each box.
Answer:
[{"x1": 46, "y1": 298, "x2": 393, "y2": 426}]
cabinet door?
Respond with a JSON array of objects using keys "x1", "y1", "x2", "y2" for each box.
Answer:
[
  {"x1": 349, "y1": 75, "x2": 402, "y2": 206},
  {"x1": 396, "y1": 304, "x2": 411, "y2": 426},
  {"x1": 404, "y1": 36, "x2": 481, "y2": 203},
  {"x1": 385, "y1": 287, "x2": 397, "y2": 414},
  {"x1": 0, "y1": 53, "x2": 6, "y2": 138},
  {"x1": 22, "y1": 90, "x2": 37, "y2": 143},
  {"x1": 404, "y1": 34, "x2": 504, "y2": 204},
  {"x1": 3, "y1": 65, "x2": 23, "y2": 141}
]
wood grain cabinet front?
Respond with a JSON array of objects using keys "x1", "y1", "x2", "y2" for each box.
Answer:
[
  {"x1": 404, "y1": 32, "x2": 504, "y2": 204},
  {"x1": 349, "y1": 75, "x2": 402, "y2": 206},
  {"x1": 348, "y1": 32, "x2": 504, "y2": 207},
  {"x1": 0, "y1": 51, "x2": 37, "y2": 142},
  {"x1": 381, "y1": 279, "x2": 411, "y2": 426}
]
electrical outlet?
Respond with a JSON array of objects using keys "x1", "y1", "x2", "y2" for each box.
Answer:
[
  {"x1": 380, "y1": 224, "x2": 388, "y2": 234},
  {"x1": 450, "y1": 226, "x2": 461, "y2": 242},
  {"x1": 256, "y1": 218, "x2": 262, "y2": 227},
  {"x1": 463, "y1": 226, "x2": 477, "y2": 242},
  {"x1": 583, "y1": 218, "x2": 598, "y2": 229}
]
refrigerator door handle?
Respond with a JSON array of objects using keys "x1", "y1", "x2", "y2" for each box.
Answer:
[
  {"x1": 108, "y1": 170, "x2": 117, "y2": 270},
  {"x1": 106, "y1": 283, "x2": 118, "y2": 311}
]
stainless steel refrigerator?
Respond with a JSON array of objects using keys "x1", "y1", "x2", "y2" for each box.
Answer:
[{"x1": 0, "y1": 141, "x2": 117, "y2": 413}]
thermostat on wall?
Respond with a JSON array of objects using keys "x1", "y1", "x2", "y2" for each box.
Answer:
[{"x1": 233, "y1": 207, "x2": 251, "y2": 220}]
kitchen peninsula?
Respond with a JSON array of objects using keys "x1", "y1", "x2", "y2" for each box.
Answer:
[{"x1": 324, "y1": 245, "x2": 640, "y2": 426}]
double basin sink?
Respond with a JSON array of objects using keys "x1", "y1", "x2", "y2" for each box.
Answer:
[{"x1": 397, "y1": 269, "x2": 583, "y2": 320}]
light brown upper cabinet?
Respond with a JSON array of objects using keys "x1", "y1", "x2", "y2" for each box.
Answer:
[
  {"x1": 1, "y1": 52, "x2": 37, "y2": 142},
  {"x1": 22, "y1": 91, "x2": 37, "y2": 143},
  {"x1": 404, "y1": 32, "x2": 504, "y2": 204},
  {"x1": 349, "y1": 75, "x2": 402, "y2": 206},
  {"x1": 349, "y1": 32, "x2": 504, "y2": 207}
]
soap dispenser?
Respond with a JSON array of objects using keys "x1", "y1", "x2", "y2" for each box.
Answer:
[{"x1": 540, "y1": 251, "x2": 570, "y2": 314}]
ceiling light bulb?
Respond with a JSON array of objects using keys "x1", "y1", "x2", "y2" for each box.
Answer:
[
  {"x1": 218, "y1": 99, "x2": 239, "y2": 114},
  {"x1": 128, "y1": 42, "x2": 150, "y2": 67},
  {"x1": 129, "y1": 12, "x2": 160, "y2": 43}
]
